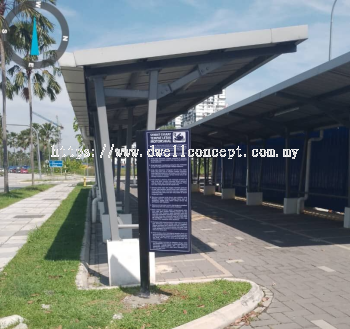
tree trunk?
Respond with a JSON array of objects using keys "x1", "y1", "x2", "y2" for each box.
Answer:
[
  {"x1": 28, "y1": 72, "x2": 34, "y2": 186},
  {"x1": 0, "y1": 33, "x2": 9, "y2": 193}
]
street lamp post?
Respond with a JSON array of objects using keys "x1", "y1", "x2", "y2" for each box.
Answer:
[
  {"x1": 329, "y1": 0, "x2": 338, "y2": 61},
  {"x1": 7, "y1": 124, "x2": 42, "y2": 179}
]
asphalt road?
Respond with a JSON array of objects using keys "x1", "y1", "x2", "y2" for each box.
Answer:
[{"x1": 0, "y1": 173, "x2": 42, "y2": 192}]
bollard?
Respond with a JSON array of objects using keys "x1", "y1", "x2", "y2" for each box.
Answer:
[{"x1": 84, "y1": 177, "x2": 87, "y2": 187}]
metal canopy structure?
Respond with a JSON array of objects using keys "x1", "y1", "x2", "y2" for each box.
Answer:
[
  {"x1": 57, "y1": 25, "x2": 308, "y2": 244},
  {"x1": 187, "y1": 51, "x2": 350, "y2": 148},
  {"x1": 59, "y1": 25, "x2": 307, "y2": 142}
]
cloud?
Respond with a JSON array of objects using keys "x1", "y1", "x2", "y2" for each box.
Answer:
[
  {"x1": 76, "y1": 8, "x2": 236, "y2": 50},
  {"x1": 58, "y1": 5, "x2": 78, "y2": 18},
  {"x1": 5, "y1": 76, "x2": 79, "y2": 152}
]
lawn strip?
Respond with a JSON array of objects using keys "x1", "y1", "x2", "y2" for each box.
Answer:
[{"x1": 0, "y1": 185, "x2": 54, "y2": 210}]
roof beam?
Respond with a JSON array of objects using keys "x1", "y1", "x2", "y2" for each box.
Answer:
[
  {"x1": 276, "y1": 90, "x2": 350, "y2": 128},
  {"x1": 85, "y1": 43, "x2": 297, "y2": 78},
  {"x1": 228, "y1": 112, "x2": 286, "y2": 135},
  {"x1": 157, "y1": 56, "x2": 271, "y2": 128},
  {"x1": 200, "y1": 123, "x2": 257, "y2": 141},
  {"x1": 158, "y1": 61, "x2": 227, "y2": 99},
  {"x1": 191, "y1": 133, "x2": 230, "y2": 148},
  {"x1": 105, "y1": 88, "x2": 149, "y2": 99}
]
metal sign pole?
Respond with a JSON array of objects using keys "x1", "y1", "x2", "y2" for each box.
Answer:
[{"x1": 136, "y1": 131, "x2": 150, "y2": 298}]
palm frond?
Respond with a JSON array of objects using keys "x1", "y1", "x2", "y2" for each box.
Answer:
[
  {"x1": 32, "y1": 80, "x2": 46, "y2": 100},
  {"x1": 20, "y1": 87, "x2": 29, "y2": 101}
]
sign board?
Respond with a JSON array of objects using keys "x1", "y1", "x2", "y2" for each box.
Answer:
[
  {"x1": 137, "y1": 130, "x2": 191, "y2": 254},
  {"x1": 49, "y1": 160, "x2": 63, "y2": 168}
]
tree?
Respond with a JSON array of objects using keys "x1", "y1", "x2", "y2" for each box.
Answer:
[
  {"x1": 0, "y1": 0, "x2": 54, "y2": 192},
  {"x1": 17, "y1": 128, "x2": 30, "y2": 153},
  {"x1": 8, "y1": 10, "x2": 61, "y2": 185},
  {"x1": 159, "y1": 125, "x2": 176, "y2": 130},
  {"x1": 40, "y1": 122, "x2": 57, "y2": 160},
  {"x1": 7, "y1": 130, "x2": 16, "y2": 164},
  {"x1": 73, "y1": 116, "x2": 85, "y2": 149}
]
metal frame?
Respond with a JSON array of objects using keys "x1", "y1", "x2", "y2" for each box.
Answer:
[
  {"x1": 94, "y1": 77, "x2": 120, "y2": 241},
  {"x1": 85, "y1": 44, "x2": 297, "y2": 78},
  {"x1": 124, "y1": 109, "x2": 133, "y2": 213}
]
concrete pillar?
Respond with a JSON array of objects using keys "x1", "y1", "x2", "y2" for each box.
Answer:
[
  {"x1": 284, "y1": 198, "x2": 299, "y2": 214},
  {"x1": 246, "y1": 192, "x2": 263, "y2": 206},
  {"x1": 94, "y1": 77, "x2": 120, "y2": 241},
  {"x1": 191, "y1": 184, "x2": 200, "y2": 192},
  {"x1": 203, "y1": 185, "x2": 215, "y2": 196},
  {"x1": 344, "y1": 208, "x2": 350, "y2": 229},
  {"x1": 222, "y1": 188, "x2": 235, "y2": 200}
]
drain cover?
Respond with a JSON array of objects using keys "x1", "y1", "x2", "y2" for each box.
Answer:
[{"x1": 14, "y1": 215, "x2": 45, "y2": 219}]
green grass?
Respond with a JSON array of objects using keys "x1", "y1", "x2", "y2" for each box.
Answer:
[
  {"x1": 0, "y1": 185, "x2": 54, "y2": 210},
  {"x1": 0, "y1": 186, "x2": 250, "y2": 329}
]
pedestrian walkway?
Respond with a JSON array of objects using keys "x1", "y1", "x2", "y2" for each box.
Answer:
[{"x1": 0, "y1": 184, "x2": 75, "y2": 271}]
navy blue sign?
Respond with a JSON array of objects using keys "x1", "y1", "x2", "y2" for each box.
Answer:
[
  {"x1": 49, "y1": 160, "x2": 63, "y2": 168},
  {"x1": 145, "y1": 130, "x2": 191, "y2": 253}
]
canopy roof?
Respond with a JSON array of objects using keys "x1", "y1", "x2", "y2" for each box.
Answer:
[
  {"x1": 59, "y1": 25, "x2": 308, "y2": 140},
  {"x1": 187, "y1": 51, "x2": 350, "y2": 148}
]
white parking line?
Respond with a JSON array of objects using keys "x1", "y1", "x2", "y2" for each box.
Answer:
[
  {"x1": 317, "y1": 266, "x2": 335, "y2": 273},
  {"x1": 311, "y1": 320, "x2": 337, "y2": 329},
  {"x1": 226, "y1": 259, "x2": 244, "y2": 264}
]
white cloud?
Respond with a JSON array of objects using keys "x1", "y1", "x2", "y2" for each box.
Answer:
[
  {"x1": 58, "y1": 5, "x2": 78, "y2": 18},
  {"x1": 5, "y1": 76, "x2": 79, "y2": 152}
]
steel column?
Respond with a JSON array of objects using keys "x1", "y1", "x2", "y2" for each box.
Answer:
[
  {"x1": 298, "y1": 132, "x2": 309, "y2": 197},
  {"x1": 93, "y1": 140, "x2": 101, "y2": 195},
  {"x1": 193, "y1": 157, "x2": 197, "y2": 181},
  {"x1": 204, "y1": 157, "x2": 208, "y2": 185},
  {"x1": 94, "y1": 78, "x2": 120, "y2": 241},
  {"x1": 231, "y1": 145, "x2": 236, "y2": 188},
  {"x1": 258, "y1": 140, "x2": 265, "y2": 192},
  {"x1": 197, "y1": 157, "x2": 201, "y2": 184},
  {"x1": 124, "y1": 110, "x2": 133, "y2": 213},
  {"x1": 94, "y1": 112, "x2": 107, "y2": 205},
  {"x1": 116, "y1": 126, "x2": 122, "y2": 201},
  {"x1": 147, "y1": 70, "x2": 159, "y2": 130},
  {"x1": 285, "y1": 131, "x2": 291, "y2": 198},
  {"x1": 221, "y1": 157, "x2": 225, "y2": 191},
  {"x1": 348, "y1": 120, "x2": 350, "y2": 207},
  {"x1": 133, "y1": 156, "x2": 137, "y2": 185},
  {"x1": 212, "y1": 158, "x2": 217, "y2": 186},
  {"x1": 246, "y1": 140, "x2": 251, "y2": 193}
]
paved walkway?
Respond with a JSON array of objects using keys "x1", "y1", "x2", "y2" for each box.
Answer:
[
  {"x1": 88, "y1": 186, "x2": 350, "y2": 328},
  {"x1": 0, "y1": 184, "x2": 75, "y2": 271}
]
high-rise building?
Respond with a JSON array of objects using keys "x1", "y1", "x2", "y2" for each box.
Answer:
[
  {"x1": 166, "y1": 90, "x2": 227, "y2": 128},
  {"x1": 168, "y1": 116, "x2": 183, "y2": 129},
  {"x1": 182, "y1": 90, "x2": 227, "y2": 127}
]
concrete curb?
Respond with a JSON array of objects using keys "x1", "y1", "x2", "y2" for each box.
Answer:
[
  {"x1": 228, "y1": 286, "x2": 273, "y2": 328},
  {"x1": 165, "y1": 278, "x2": 263, "y2": 329},
  {"x1": 76, "y1": 190, "x2": 92, "y2": 290},
  {"x1": 0, "y1": 315, "x2": 25, "y2": 329}
]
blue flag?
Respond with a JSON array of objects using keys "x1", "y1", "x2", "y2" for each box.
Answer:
[{"x1": 30, "y1": 17, "x2": 39, "y2": 56}]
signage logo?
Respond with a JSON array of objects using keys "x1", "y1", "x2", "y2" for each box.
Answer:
[
  {"x1": 173, "y1": 132, "x2": 186, "y2": 143},
  {"x1": 3, "y1": 1, "x2": 69, "y2": 69}
]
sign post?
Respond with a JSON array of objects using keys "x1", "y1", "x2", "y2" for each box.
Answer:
[
  {"x1": 137, "y1": 130, "x2": 192, "y2": 297},
  {"x1": 49, "y1": 160, "x2": 63, "y2": 168}
]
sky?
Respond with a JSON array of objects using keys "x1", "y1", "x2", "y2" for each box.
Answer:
[{"x1": 4, "y1": 0, "x2": 350, "y2": 151}]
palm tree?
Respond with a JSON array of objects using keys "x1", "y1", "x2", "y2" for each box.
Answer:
[
  {"x1": 0, "y1": 0, "x2": 55, "y2": 191},
  {"x1": 8, "y1": 12, "x2": 61, "y2": 185},
  {"x1": 40, "y1": 122, "x2": 56, "y2": 160},
  {"x1": 7, "y1": 131, "x2": 16, "y2": 164}
]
